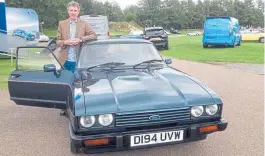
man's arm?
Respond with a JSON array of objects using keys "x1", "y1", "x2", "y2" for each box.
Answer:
[
  {"x1": 56, "y1": 21, "x2": 64, "y2": 48},
  {"x1": 80, "y1": 22, "x2": 97, "y2": 42}
]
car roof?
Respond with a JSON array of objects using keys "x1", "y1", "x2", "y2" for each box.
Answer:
[
  {"x1": 206, "y1": 16, "x2": 236, "y2": 20},
  {"x1": 84, "y1": 39, "x2": 152, "y2": 45}
]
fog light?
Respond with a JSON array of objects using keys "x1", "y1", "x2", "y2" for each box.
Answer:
[
  {"x1": 84, "y1": 138, "x2": 109, "y2": 146},
  {"x1": 199, "y1": 125, "x2": 218, "y2": 133}
]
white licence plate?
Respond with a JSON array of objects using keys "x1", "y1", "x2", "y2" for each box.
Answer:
[{"x1": 130, "y1": 130, "x2": 184, "y2": 147}]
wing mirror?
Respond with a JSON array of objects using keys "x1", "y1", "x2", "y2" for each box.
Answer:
[
  {"x1": 44, "y1": 64, "x2": 61, "y2": 77},
  {"x1": 44, "y1": 64, "x2": 56, "y2": 72},
  {"x1": 165, "y1": 58, "x2": 172, "y2": 65}
]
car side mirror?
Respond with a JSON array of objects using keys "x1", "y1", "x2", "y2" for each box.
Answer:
[
  {"x1": 165, "y1": 58, "x2": 172, "y2": 65},
  {"x1": 44, "y1": 64, "x2": 56, "y2": 72},
  {"x1": 44, "y1": 64, "x2": 61, "y2": 77}
]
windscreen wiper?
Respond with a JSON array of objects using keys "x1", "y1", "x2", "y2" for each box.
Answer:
[
  {"x1": 133, "y1": 59, "x2": 164, "y2": 69},
  {"x1": 87, "y1": 62, "x2": 126, "y2": 71}
]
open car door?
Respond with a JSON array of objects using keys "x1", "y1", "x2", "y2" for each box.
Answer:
[{"x1": 8, "y1": 46, "x2": 74, "y2": 109}]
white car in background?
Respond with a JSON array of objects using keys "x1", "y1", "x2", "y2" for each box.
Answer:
[
  {"x1": 39, "y1": 34, "x2": 49, "y2": 42},
  {"x1": 187, "y1": 31, "x2": 203, "y2": 36},
  {"x1": 165, "y1": 30, "x2": 171, "y2": 35}
]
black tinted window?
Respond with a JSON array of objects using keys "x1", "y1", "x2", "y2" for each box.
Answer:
[{"x1": 145, "y1": 29, "x2": 164, "y2": 36}]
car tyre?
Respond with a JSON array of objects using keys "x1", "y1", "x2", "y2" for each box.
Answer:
[
  {"x1": 203, "y1": 44, "x2": 208, "y2": 48},
  {"x1": 237, "y1": 39, "x2": 241, "y2": 46},
  {"x1": 165, "y1": 42, "x2": 169, "y2": 50},
  {"x1": 259, "y1": 37, "x2": 264, "y2": 43},
  {"x1": 230, "y1": 38, "x2": 236, "y2": 48}
]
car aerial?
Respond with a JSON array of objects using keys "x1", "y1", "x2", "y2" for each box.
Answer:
[
  {"x1": 142, "y1": 27, "x2": 169, "y2": 50},
  {"x1": 241, "y1": 29, "x2": 264, "y2": 43},
  {"x1": 12, "y1": 29, "x2": 35, "y2": 41},
  {"x1": 8, "y1": 39, "x2": 228, "y2": 154},
  {"x1": 119, "y1": 30, "x2": 143, "y2": 39}
]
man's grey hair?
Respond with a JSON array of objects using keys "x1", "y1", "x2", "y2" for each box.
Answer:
[{"x1": 67, "y1": 1, "x2": 80, "y2": 10}]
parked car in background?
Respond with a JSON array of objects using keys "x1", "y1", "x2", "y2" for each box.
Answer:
[
  {"x1": 202, "y1": 16, "x2": 241, "y2": 48},
  {"x1": 142, "y1": 27, "x2": 169, "y2": 50},
  {"x1": 119, "y1": 30, "x2": 143, "y2": 39},
  {"x1": 187, "y1": 31, "x2": 202, "y2": 36},
  {"x1": 38, "y1": 33, "x2": 49, "y2": 42},
  {"x1": 241, "y1": 30, "x2": 264, "y2": 43},
  {"x1": 170, "y1": 28, "x2": 181, "y2": 34},
  {"x1": 12, "y1": 29, "x2": 35, "y2": 41},
  {"x1": 165, "y1": 30, "x2": 171, "y2": 35}
]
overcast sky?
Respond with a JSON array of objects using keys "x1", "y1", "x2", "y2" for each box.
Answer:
[{"x1": 95, "y1": 0, "x2": 140, "y2": 10}]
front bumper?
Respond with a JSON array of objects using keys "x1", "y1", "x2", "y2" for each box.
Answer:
[
  {"x1": 70, "y1": 119, "x2": 228, "y2": 154},
  {"x1": 203, "y1": 37, "x2": 234, "y2": 46}
]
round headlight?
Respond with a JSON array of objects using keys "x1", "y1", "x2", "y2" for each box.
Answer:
[
  {"x1": 191, "y1": 106, "x2": 204, "y2": 117},
  {"x1": 206, "y1": 104, "x2": 218, "y2": 115},
  {"x1": 80, "y1": 116, "x2": 95, "y2": 128},
  {"x1": 98, "y1": 114, "x2": 113, "y2": 126}
]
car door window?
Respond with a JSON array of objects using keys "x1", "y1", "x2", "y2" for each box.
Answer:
[{"x1": 16, "y1": 47, "x2": 62, "y2": 71}]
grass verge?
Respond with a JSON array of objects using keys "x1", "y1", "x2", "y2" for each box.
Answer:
[{"x1": 161, "y1": 36, "x2": 264, "y2": 64}]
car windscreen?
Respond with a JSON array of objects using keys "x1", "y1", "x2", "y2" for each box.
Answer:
[
  {"x1": 205, "y1": 18, "x2": 230, "y2": 27},
  {"x1": 205, "y1": 18, "x2": 218, "y2": 26},
  {"x1": 145, "y1": 29, "x2": 164, "y2": 36},
  {"x1": 205, "y1": 18, "x2": 231, "y2": 31},
  {"x1": 77, "y1": 43, "x2": 162, "y2": 69}
]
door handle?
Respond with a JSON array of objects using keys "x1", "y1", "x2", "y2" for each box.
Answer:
[{"x1": 11, "y1": 73, "x2": 21, "y2": 78}]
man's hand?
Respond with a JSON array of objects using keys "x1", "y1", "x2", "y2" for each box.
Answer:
[
  {"x1": 63, "y1": 40, "x2": 75, "y2": 46},
  {"x1": 71, "y1": 38, "x2": 82, "y2": 45},
  {"x1": 64, "y1": 38, "x2": 82, "y2": 46}
]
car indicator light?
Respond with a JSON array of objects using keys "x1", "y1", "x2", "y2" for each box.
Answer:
[
  {"x1": 199, "y1": 125, "x2": 218, "y2": 133},
  {"x1": 84, "y1": 138, "x2": 109, "y2": 146}
]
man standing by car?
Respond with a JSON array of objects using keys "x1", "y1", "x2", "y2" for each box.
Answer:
[{"x1": 56, "y1": 1, "x2": 96, "y2": 73}]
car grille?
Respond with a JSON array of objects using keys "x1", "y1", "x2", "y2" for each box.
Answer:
[{"x1": 115, "y1": 108, "x2": 190, "y2": 127}]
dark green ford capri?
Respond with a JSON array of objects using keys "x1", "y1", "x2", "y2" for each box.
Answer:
[{"x1": 8, "y1": 39, "x2": 227, "y2": 154}]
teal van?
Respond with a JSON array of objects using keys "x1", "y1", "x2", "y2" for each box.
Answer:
[{"x1": 202, "y1": 16, "x2": 241, "y2": 48}]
